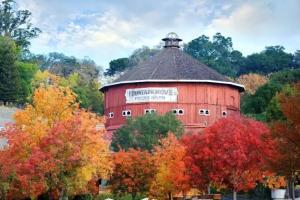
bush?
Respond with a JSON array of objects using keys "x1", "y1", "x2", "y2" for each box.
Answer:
[
  {"x1": 111, "y1": 112, "x2": 183, "y2": 151},
  {"x1": 73, "y1": 194, "x2": 93, "y2": 200},
  {"x1": 95, "y1": 193, "x2": 145, "y2": 200}
]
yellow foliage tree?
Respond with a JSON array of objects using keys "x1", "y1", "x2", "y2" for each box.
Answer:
[
  {"x1": 32, "y1": 70, "x2": 62, "y2": 88},
  {"x1": 237, "y1": 73, "x2": 268, "y2": 94},
  {"x1": 150, "y1": 133, "x2": 190, "y2": 200},
  {"x1": 14, "y1": 86, "x2": 78, "y2": 140},
  {"x1": 0, "y1": 85, "x2": 111, "y2": 199}
]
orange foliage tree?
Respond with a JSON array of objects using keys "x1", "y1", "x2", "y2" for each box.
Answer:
[
  {"x1": 268, "y1": 83, "x2": 300, "y2": 199},
  {"x1": 150, "y1": 133, "x2": 190, "y2": 200},
  {"x1": 111, "y1": 149, "x2": 156, "y2": 200},
  {"x1": 0, "y1": 86, "x2": 111, "y2": 199},
  {"x1": 182, "y1": 115, "x2": 274, "y2": 200}
]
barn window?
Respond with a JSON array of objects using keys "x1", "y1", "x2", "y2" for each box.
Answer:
[
  {"x1": 144, "y1": 109, "x2": 156, "y2": 114},
  {"x1": 172, "y1": 109, "x2": 184, "y2": 115},
  {"x1": 199, "y1": 109, "x2": 210, "y2": 116},
  {"x1": 178, "y1": 109, "x2": 184, "y2": 115},
  {"x1": 222, "y1": 111, "x2": 227, "y2": 117},
  {"x1": 108, "y1": 112, "x2": 114, "y2": 118},
  {"x1": 122, "y1": 110, "x2": 131, "y2": 117},
  {"x1": 205, "y1": 110, "x2": 210, "y2": 116},
  {"x1": 199, "y1": 109, "x2": 205, "y2": 115}
]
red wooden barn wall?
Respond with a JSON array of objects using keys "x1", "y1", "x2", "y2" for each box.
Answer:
[{"x1": 103, "y1": 82, "x2": 240, "y2": 134}]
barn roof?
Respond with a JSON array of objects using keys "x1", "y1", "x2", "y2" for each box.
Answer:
[{"x1": 101, "y1": 33, "x2": 244, "y2": 91}]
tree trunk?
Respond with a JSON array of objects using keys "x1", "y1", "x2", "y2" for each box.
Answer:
[
  {"x1": 182, "y1": 191, "x2": 187, "y2": 200},
  {"x1": 290, "y1": 178, "x2": 296, "y2": 200},
  {"x1": 132, "y1": 192, "x2": 136, "y2": 200},
  {"x1": 233, "y1": 190, "x2": 237, "y2": 200},
  {"x1": 48, "y1": 190, "x2": 53, "y2": 200},
  {"x1": 287, "y1": 176, "x2": 296, "y2": 200},
  {"x1": 59, "y1": 188, "x2": 67, "y2": 200},
  {"x1": 168, "y1": 192, "x2": 173, "y2": 200}
]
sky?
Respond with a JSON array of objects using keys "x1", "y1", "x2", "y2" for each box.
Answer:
[{"x1": 16, "y1": 0, "x2": 300, "y2": 69}]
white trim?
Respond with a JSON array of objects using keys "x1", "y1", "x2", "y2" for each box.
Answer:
[{"x1": 101, "y1": 79, "x2": 244, "y2": 91}]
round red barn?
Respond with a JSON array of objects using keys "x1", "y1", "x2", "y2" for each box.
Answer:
[{"x1": 100, "y1": 33, "x2": 244, "y2": 135}]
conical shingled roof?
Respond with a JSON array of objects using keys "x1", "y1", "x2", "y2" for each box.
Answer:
[
  {"x1": 101, "y1": 33, "x2": 244, "y2": 91},
  {"x1": 114, "y1": 47, "x2": 229, "y2": 82}
]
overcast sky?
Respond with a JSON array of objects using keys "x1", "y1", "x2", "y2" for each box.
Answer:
[{"x1": 16, "y1": 0, "x2": 300, "y2": 68}]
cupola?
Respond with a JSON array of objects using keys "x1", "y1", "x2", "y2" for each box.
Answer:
[{"x1": 162, "y1": 32, "x2": 182, "y2": 48}]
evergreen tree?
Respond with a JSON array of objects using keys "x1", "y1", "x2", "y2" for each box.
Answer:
[{"x1": 0, "y1": 36, "x2": 20, "y2": 104}]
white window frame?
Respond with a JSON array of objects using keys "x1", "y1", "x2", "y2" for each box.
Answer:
[
  {"x1": 177, "y1": 109, "x2": 184, "y2": 115},
  {"x1": 122, "y1": 110, "x2": 132, "y2": 117},
  {"x1": 222, "y1": 111, "x2": 227, "y2": 117},
  {"x1": 108, "y1": 112, "x2": 114, "y2": 119},
  {"x1": 144, "y1": 109, "x2": 156, "y2": 114},
  {"x1": 199, "y1": 109, "x2": 205, "y2": 115},
  {"x1": 171, "y1": 109, "x2": 184, "y2": 115},
  {"x1": 205, "y1": 109, "x2": 210, "y2": 116},
  {"x1": 199, "y1": 109, "x2": 210, "y2": 116}
]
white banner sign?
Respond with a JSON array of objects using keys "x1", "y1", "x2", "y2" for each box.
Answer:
[{"x1": 125, "y1": 87, "x2": 178, "y2": 103}]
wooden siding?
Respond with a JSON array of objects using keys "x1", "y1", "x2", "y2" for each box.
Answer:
[{"x1": 103, "y1": 82, "x2": 241, "y2": 134}]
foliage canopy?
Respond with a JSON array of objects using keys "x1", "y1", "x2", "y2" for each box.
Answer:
[{"x1": 111, "y1": 112, "x2": 183, "y2": 151}]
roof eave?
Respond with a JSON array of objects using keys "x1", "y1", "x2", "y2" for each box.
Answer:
[{"x1": 100, "y1": 79, "x2": 245, "y2": 92}]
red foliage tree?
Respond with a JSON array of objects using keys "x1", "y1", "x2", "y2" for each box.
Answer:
[
  {"x1": 111, "y1": 149, "x2": 156, "y2": 200},
  {"x1": 182, "y1": 115, "x2": 274, "y2": 200},
  {"x1": 269, "y1": 84, "x2": 300, "y2": 199},
  {"x1": 0, "y1": 111, "x2": 111, "y2": 199}
]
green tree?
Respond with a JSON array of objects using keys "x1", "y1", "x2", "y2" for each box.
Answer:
[
  {"x1": 0, "y1": 0, "x2": 41, "y2": 49},
  {"x1": 269, "y1": 68, "x2": 300, "y2": 84},
  {"x1": 241, "y1": 46, "x2": 294, "y2": 74},
  {"x1": 241, "y1": 82, "x2": 282, "y2": 120},
  {"x1": 61, "y1": 73, "x2": 104, "y2": 114},
  {"x1": 128, "y1": 46, "x2": 160, "y2": 67},
  {"x1": 0, "y1": 36, "x2": 20, "y2": 104},
  {"x1": 105, "y1": 46, "x2": 159, "y2": 76},
  {"x1": 266, "y1": 95, "x2": 285, "y2": 122},
  {"x1": 16, "y1": 61, "x2": 38, "y2": 104},
  {"x1": 266, "y1": 85, "x2": 295, "y2": 122},
  {"x1": 27, "y1": 52, "x2": 100, "y2": 80},
  {"x1": 294, "y1": 50, "x2": 300, "y2": 68},
  {"x1": 111, "y1": 112, "x2": 183, "y2": 151},
  {"x1": 241, "y1": 69, "x2": 300, "y2": 120},
  {"x1": 184, "y1": 33, "x2": 244, "y2": 77},
  {"x1": 104, "y1": 58, "x2": 130, "y2": 76}
]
